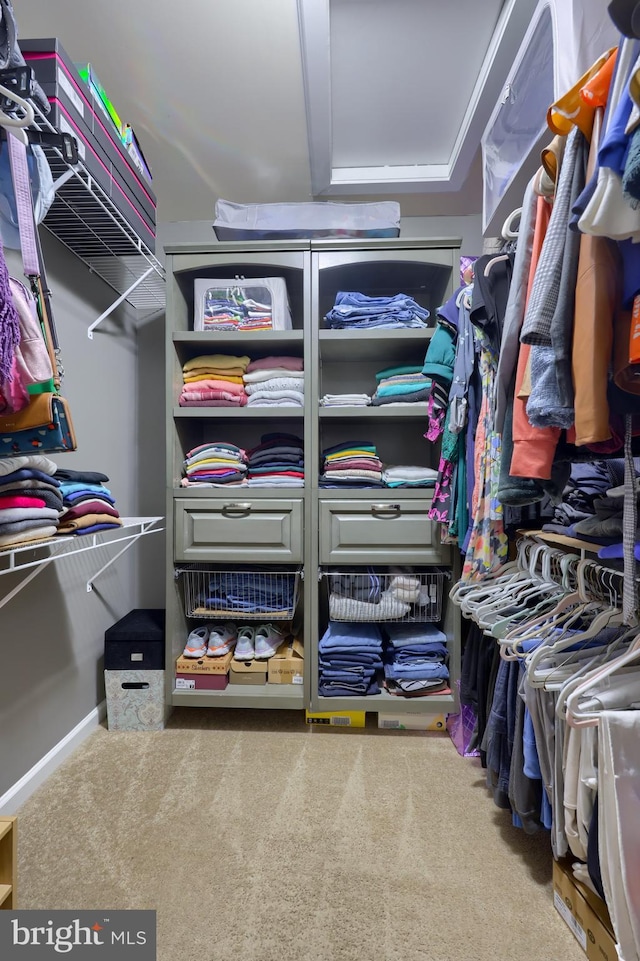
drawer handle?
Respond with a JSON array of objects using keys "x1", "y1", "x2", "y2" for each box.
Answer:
[
  {"x1": 222, "y1": 502, "x2": 252, "y2": 514},
  {"x1": 371, "y1": 503, "x2": 401, "y2": 514}
]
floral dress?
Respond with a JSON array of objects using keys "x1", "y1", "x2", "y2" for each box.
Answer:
[{"x1": 461, "y1": 326, "x2": 509, "y2": 579}]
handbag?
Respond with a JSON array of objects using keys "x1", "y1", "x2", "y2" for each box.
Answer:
[
  {"x1": 0, "y1": 390, "x2": 76, "y2": 454},
  {"x1": 0, "y1": 131, "x2": 77, "y2": 457}
]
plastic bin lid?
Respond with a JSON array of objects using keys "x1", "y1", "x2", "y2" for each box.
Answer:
[{"x1": 105, "y1": 609, "x2": 165, "y2": 642}]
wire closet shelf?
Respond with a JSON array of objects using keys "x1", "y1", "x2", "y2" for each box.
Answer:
[
  {"x1": 31, "y1": 104, "x2": 165, "y2": 312},
  {"x1": 323, "y1": 569, "x2": 446, "y2": 622},
  {"x1": 177, "y1": 566, "x2": 302, "y2": 621}
]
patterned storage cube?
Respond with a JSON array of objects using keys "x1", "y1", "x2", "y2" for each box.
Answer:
[{"x1": 104, "y1": 670, "x2": 166, "y2": 731}]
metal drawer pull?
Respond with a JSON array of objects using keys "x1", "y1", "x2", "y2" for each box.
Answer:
[
  {"x1": 371, "y1": 503, "x2": 401, "y2": 513},
  {"x1": 223, "y1": 502, "x2": 252, "y2": 512}
]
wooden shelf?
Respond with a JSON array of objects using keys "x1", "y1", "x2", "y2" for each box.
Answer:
[{"x1": 0, "y1": 816, "x2": 17, "y2": 910}]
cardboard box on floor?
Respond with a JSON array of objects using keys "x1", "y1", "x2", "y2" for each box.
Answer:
[
  {"x1": 377, "y1": 713, "x2": 446, "y2": 731},
  {"x1": 268, "y1": 638, "x2": 304, "y2": 684},
  {"x1": 175, "y1": 651, "x2": 233, "y2": 674},
  {"x1": 552, "y1": 859, "x2": 616, "y2": 961},
  {"x1": 305, "y1": 711, "x2": 366, "y2": 727}
]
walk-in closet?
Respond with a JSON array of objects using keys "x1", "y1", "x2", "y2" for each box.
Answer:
[{"x1": 0, "y1": 1, "x2": 638, "y2": 960}]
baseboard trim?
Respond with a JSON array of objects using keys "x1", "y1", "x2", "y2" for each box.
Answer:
[{"x1": 0, "y1": 700, "x2": 107, "y2": 814}]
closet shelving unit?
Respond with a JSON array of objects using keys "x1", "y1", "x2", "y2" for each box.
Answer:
[
  {"x1": 30, "y1": 104, "x2": 165, "y2": 330},
  {"x1": 0, "y1": 517, "x2": 163, "y2": 609},
  {"x1": 166, "y1": 243, "x2": 311, "y2": 711},
  {"x1": 165, "y1": 238, "x2": 462, "y2": 716}
]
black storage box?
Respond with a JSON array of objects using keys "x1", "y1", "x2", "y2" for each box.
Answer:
[{"x1": 104, "y1": 609, "x2": 165, "y2": 671}]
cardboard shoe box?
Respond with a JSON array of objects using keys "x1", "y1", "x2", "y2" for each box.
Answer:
[
  {"x1": 305, "y1": 711, "x2": 366, "y2": 727},
  {"x1": 268, "y1": 638, "x2": 304, "y2": 685},
  {"x1": 229, "y1": 659, "x2": 268, "y2": 686},
  {"x1": 175, "y1": 673, "x2": 228, "y2": 691},
  {"x1": 552, "y1": 859, "x2": 616, "y2": 961},
  {"x1": 378, "y1": 712, "x2": 446, "y2": 731},
  {"x1": 175, "y1": 650, "x2": 233, "y2": 675}
]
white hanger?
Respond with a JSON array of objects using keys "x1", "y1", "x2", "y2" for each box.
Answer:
[
  {"x1": 501, "y1": 207, "x2": 522, "y2": 240},
  {"x1": 565, "y1": 634, "x2": 640, "y2": 727},
  {"x1": 0, "y1": 83, "x2": 34, "y2": 147}
]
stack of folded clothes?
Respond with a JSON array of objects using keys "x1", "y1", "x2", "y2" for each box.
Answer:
[
  {"x1": 541, "y1": 460, "x2": 640, "y2": 544},
  {"x1": 318, "y1": 622, "x2": 383, "y2": 696},
  {"x1": 203, "y1": 291, "x2": 273, "y2": 331},
  {"x1": 179, "y1": 353, "x2": 249, "y2": 407},
  {"x1": 0, "y1": 454, "x2": 62, "y2": 547},
  {"x1": 329, "y1": 572, "x2": 412, "y2": 620},
  {"x1": 324, "y1": 292, "x2": 430, "y2": 330},
  {"x1": 243, "y1": 355, "x2": 304, "y2": 407},
  {"x1": 382, "y1": 465, "x2": 439, "y2": 488},
  {"x1": 55, "y1": 469, "x2": 123, "y2": 536},
  {"x1": 320, "y1": 393, "x2": 371, "y2": 407},
  {"x1": 319, "y1": 441, "x2": 383, "y2": 488},
  {"x1": 383, "y1": 623, "x2": 450, "y2": 697},
  {"x1": 246, "y1": 432, "x2": 304, "y2": 487},
  {"x1": 182, "y1": 442, "x2": 248, "y2": 487},
  {"x1": 195, "y1": 573, "x2": 295, "y2": 618},
  {"x1": 371, "y1": 365, "x2": 431, "y2": 406}
]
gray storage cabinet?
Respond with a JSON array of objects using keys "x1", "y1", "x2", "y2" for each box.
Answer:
[{"x1": 165, "y1": 238, "x2": 462, "y2": 716}]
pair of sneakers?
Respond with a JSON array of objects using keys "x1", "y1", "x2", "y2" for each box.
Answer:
[
  {"x1": 235, "y1": 623, "x2": 286, "y2": 661},
  {"x1": 183, "y1": 622, "x2": 237, "y2": 659}
]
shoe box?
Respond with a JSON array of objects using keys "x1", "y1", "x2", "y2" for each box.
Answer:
[
  {"x1": 377, "y1": 713, "x2": 447, "y2": 731},
  {"x1": 229, "y1": 658, "x2": 268, "y2": 685},
  {"x1": 104, "y1": 609, "x2": 165, "y2": 670},
  {"x1": 21, "y1": 38, "x2": 156, "y2": 249},
  {"x1": 267, "y1": 637, "x2": 304, "y2": 684},
  {"x1": 305, "y1": 711, "x2": 366, "y2": 727},
  {"x1": 552, "y1": 858, "x2": 616, "y2": 961},
  {"x1": 175, "y1": 650, "x2": 233, "y2": 690}
]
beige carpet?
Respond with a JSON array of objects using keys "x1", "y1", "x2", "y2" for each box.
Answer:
[{"x1": 16, "y1": 709, "x2": 585, "y2": 961}]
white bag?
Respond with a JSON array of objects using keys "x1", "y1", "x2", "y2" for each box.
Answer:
[
  {"x1": 213, "y1": 199, "x2": 400, "y2": 239},
  {"x1": 193, "y1": 277, "x2": 292, "y2": 332}
]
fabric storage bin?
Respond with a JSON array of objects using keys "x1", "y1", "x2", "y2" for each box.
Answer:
[
  {"x1": 104, "y1": 609, "x2": 165, "y2": 670},
  {"x1": 193, "y1": 277, "x2": 292, "y2": 332},
  {"x1": 213, "y1": 199, "x2": 400, "y2": 240},
  {"x1": 104, "y1": 670, "x2": 166, "y2": 730}
]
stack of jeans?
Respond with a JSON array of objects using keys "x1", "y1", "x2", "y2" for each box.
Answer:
[
  {"x1": 383, "y1": 624, "x2": 449, "y2": 697},
  {"x1": 200, "y1": 572, "x2": 295, "y2": 617},
  {"x1": 324, "y1": 291, "x2": 430, "y2": 329},
  {"x1": 318, "y1": 622, "x2": 383, "y2": 696}
]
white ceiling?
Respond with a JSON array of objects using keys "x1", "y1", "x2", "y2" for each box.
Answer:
[{"x1": 14, "y1": 0, "x2": 537, "y2": 224}]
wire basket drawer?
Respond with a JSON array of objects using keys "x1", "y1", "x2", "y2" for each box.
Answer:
[
  {"x1": 325, "y1": 570, "x2": 445, "y2": 622},
  {"x1": 177, "y1": 567, "x2": 301, "y2": 620}
]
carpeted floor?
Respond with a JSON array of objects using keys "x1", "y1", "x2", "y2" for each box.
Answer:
[{"x1": 16, "y1": 708, "x2": 585, "y2": 961}]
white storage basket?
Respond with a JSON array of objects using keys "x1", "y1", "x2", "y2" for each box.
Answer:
[
  {"x1": 177, "y1": 566, "x2": 301, "y2": 620},
  {"x1": 325, "y1": 570, "x2": 445, "y2": 623},
  {"x1": 193, "y1": 277, "x2": 292, "y2": 332}
]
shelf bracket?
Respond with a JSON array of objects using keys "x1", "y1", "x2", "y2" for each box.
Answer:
[
  {"x1": 88, "y1": 266, "x2": 156, "y2": 338},
  {"x1": 51, "y1": 167, "x2": 77, "y2": 195},
  {"x1": 0, "y1": 559, "x2": 52, "y2": 612},
  {"x1": 86, "y1": 519, "x2": 162, "y2": 592}
]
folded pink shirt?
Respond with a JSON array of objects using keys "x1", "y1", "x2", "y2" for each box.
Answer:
[
  {"x1": 0, "y1": 495, "x2": 47, "y2": 509},
  {"x1": 246, "y1": 355, "x2": 303, "y2": 373}
]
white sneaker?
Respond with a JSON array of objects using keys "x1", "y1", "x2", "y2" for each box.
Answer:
[
  {"x1": 254, "y1": 623, "x2": 286, "y2": 660},
  {"x1": 234, "y1": 626, "x2": 256, "y2": 661},
  {"x1": 183, "y1": 625, "x2": 209, "y2": 658},
  {"x1": 207, "y1": 622, "x2": 237, "y2": 657}
]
